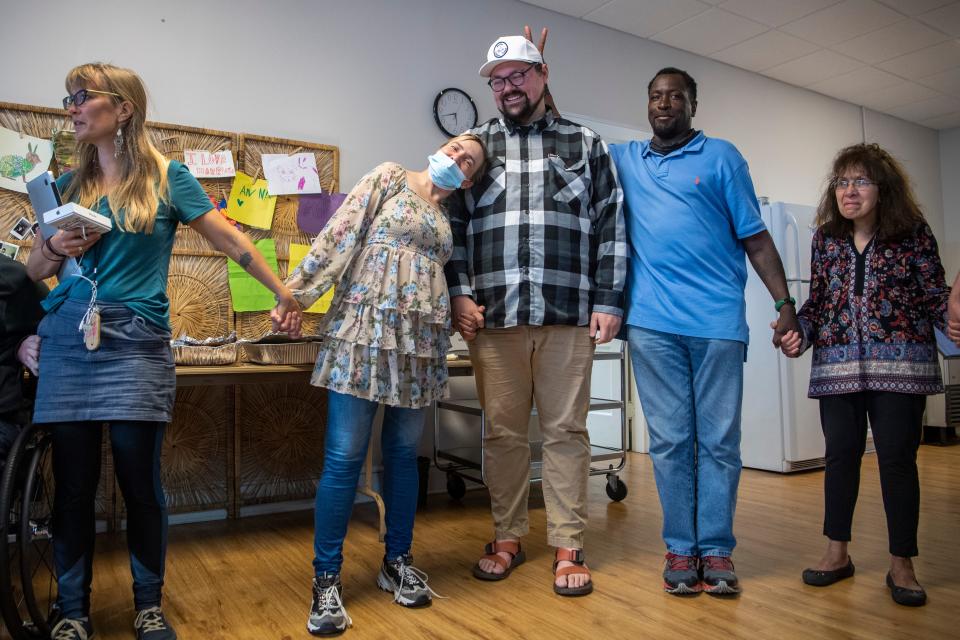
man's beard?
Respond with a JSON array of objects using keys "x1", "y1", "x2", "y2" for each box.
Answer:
[{"x1": 499, "y1": 90, "x2": 544, "y2": 127}]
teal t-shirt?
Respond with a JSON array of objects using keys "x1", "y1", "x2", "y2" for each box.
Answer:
[{"x1": 43, "y1": 161, "x2": 212, "y2": 329}]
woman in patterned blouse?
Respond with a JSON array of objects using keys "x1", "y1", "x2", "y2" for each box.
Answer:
[
  {"x1": 779, "y1": 143, "x2": 949, "y2": 607},
  {"x1": 280, "y1": 134, "x2": 485, "y2": 636}
]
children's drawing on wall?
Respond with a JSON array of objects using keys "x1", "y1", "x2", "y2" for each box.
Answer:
[
  {"x1": 0, "y1": 127, "x2": 53, "y2": 193},
  {"x1": 262, "y1": 152, "x2": 322, "y2": 196}
]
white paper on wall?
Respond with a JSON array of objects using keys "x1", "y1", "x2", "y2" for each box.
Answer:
[
  {"x1": 262, "y1": 153, "x2": 322, "y2": 195},
  {"x1": 184, "y1": 149, "x2": 236, "y2": 178}
]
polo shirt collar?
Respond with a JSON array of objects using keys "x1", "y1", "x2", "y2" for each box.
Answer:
[{"x1": 641, "y1": 130, "x2": 706, "y2": 158}]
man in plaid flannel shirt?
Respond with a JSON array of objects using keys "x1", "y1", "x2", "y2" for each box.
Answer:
[{"x1": 445, "y1": 35, "x2": 625, "y2": 596}]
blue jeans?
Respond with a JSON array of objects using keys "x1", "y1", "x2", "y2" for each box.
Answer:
[
  {"x1": 627, "y1": 326, "x2": 744, "y2": 558},
  {"x1": 313, "y1": 390, "x2": 426, "y2": 576}
]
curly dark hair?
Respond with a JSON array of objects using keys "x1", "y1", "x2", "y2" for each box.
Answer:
[{"x1": 816, "y1": 143, "x2": 925, "y2": 240}]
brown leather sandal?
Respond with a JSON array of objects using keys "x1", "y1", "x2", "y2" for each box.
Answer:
[
  {"x1": 553, "y1": 548, "x2": 593, "y2": 596},
  {"x1": 472, "y1": 540, "x2": 526, "y2": 581}
]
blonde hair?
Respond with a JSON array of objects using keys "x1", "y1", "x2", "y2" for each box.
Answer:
[{"x1": 63, "y1": 63, "x2": 169, "y2": 233}]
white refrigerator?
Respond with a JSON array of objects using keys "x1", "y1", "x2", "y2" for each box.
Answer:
[{"x1": 740, "y1": 201, "x2": 825, "y2": 472}]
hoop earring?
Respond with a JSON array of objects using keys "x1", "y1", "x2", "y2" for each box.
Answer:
[{"x1": 113, "y1": 126, "x2": 125, "y2": 158}]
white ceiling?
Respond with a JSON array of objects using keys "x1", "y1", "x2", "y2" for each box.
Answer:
[{"x1": 522, "y1": 0, "x2": 960, "y2": 129}]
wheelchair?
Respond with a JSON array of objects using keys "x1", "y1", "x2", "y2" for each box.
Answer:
[{"x1": 0, "y1": 418, "x2": 57, "y2": 640}]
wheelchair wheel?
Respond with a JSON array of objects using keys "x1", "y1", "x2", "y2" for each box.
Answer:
[{"x1": 0, "y1": 425, "x2": 57, "y2": 639}]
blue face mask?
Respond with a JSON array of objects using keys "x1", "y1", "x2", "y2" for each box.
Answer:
[{"x1": 427, "y1": 151, "x2": 467, "y2": 190}]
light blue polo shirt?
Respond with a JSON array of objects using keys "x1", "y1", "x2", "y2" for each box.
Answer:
[
  {"x1": 610, "y1": 132, "x2": 765, "y2": 344},
  {"x1": 43, "y1": 161, "x2": 213, "y2": 329}
]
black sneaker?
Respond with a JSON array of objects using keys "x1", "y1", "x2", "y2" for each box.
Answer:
[
  {"x1": 663, "y1": 553, "x2": 701, "y2": 594},
  {"x1": 377, "y1": 554, "x2": 441, "y2": 607},
  {"x1": 133, "y1": 606, "x2": 177, "y2": 640},
  {"x1": 307, "y1": 573, "x2": 352, "y2": 636},
  {"x1": 701, "y1": 555, "x2": 741, "y2": 595},
  {"x1": 50, "y1": 617, "x2": 94, "y2": 640}
]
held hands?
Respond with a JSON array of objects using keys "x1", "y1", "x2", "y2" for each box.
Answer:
[
  {"x1": 453, "y1": 296, "x2": 485, "y2": 341},
  {"x1": 773, "y1": 322, "x2": 803, "y2": 358},
  {"x1": 771, "y1": 304, "x2": 799, "y2": 349},
  {"x1": 17, "y1": 335, "x2": 41, "y2": 376},
  {"x1": 590, "y1": 312, "x2": 621, "y2": 345},
  {"x1": 270, "y1": 290, "x2": 303, "y2": 339}
]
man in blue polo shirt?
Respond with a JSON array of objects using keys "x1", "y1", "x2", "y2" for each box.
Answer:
[{"x1": 610, "y1": 67, "x2": 798, "y2": 596}]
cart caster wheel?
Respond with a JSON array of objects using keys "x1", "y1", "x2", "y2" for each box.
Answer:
[
  {"x1": 446, "y1": 473, "x2": 466, "y2": 500},
  {"x1": 606, "y1": 475, "x2": 627, "y2": 502}
]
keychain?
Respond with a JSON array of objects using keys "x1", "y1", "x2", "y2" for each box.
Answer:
[
  {"x1": 76, "y1": 268, "x2": 101, "y2": 351},
  {"x1": 80, "y1": 303, "x2": 101, "y2": 350}
]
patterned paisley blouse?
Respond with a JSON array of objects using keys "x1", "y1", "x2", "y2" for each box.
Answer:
[
  {"x1": 286, "y1": 162, "x2": 452, "y2": 408},
  {"x1": 797, "y1": 223, "x2": 949, "y2": 397}
]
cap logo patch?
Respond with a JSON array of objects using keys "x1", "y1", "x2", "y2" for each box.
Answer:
[{"x1": 493, "y1": 41, "x2": 508, "y2": 58}]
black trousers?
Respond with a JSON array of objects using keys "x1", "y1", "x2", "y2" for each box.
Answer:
[{"x1": 819, "y1": 391, "x2": 926, "y2": 557}]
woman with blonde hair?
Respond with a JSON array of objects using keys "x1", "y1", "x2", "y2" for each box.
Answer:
[
  {"x1": 779, "y1": 143, "x2": 949, "y2": 607},
  {"x1": 27, "y1": 62, "x2": 301, "y2": 640},
  {"x1": 279, "y1": 133, "x2": 485, "y2": 636}
]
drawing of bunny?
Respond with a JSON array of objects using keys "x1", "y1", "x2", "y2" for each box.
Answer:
[{"x1": 0, "y1": 142, "x2": 42, "y2": 181}]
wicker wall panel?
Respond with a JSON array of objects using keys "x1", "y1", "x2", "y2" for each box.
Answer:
[
  {"x1": 147, "y1": 121, "x2": 239, "y2": 257},
  {"x1": 234, "y1": 134, "x2": 339, "y2": 339},
  {"x1": 162, "y1": 386, "x2": 229, "y2": 513},
  {"x1": 238, "y1": 383, "x2": 326, "y2": 506},
  {"x1": 0, "y1": 103, "x2": 70, "y2": 264},
  {"x1": 167, "y1": 254, "x2": 232, "y2": 340}
]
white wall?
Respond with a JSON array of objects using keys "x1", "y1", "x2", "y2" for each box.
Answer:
[
  {"x1": 939, "y1": 128, "x2": 960, "y2": 280},
  {"x1": 0, "y1": 0, "x2": 945, "y2": 225}
]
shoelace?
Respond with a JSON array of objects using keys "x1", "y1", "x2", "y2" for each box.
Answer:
[
  {"x1": 51, "y1": 618, "x2": 89, "y2": 640},
  {"x1": 666, "y1": 554, "x2": 697, "y2": 571},
  {"x1": 135, "y1": 606, "x2": 169, "y2": 633},
  {"x1": 390, "y1": 560, "x2": 446, "y2": 602},
  {"x1": 315, "y1": 582, "x2": 353, "y2": 628}
]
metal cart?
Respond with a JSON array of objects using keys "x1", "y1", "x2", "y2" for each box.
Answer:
[{"x1": 433, "y1": 343, "x2": 629, "y2": 502}]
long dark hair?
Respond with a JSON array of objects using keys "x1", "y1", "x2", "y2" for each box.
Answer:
[{"x1": 815, "y1": 143, "x2": 925, "y2": 241}]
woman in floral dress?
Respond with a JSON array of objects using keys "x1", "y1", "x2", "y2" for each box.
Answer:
[
  {"x1": 779, "y1": 143, "x2": 949, "y2": 607},
  {"x1": 281, "y1": 134, "x2": 485, "y2": 636}
]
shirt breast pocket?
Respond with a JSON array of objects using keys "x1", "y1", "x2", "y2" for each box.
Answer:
[
  {"x1": 472, "y1": 161, "x2": 506, "y2": 210},
  {"x1": 547, "y1": 154, "x2": 592, "y2": 215}
]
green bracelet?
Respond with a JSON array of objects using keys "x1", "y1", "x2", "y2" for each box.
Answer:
[{"x1": 775, "y1": 297, "x2": 796, "y2": 312}]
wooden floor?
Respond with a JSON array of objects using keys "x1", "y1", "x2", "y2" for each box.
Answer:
[{"x1": 69, "y1": 446, "x2": 960, "y2": 639}]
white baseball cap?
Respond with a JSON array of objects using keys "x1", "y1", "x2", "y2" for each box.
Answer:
[{"x1": 478, "y1": 35, "x2": 544, "y2": 77}]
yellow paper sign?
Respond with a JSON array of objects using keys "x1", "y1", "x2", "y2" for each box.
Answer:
[
  {"x1": 226, "y1": 171, "x2": 276, "y2": 229},
  {"x1": 289, "y1": 242, "x2": 334, "y2": 313}
]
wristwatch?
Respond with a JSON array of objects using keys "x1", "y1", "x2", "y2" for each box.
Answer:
[{"x1": 775, "y1": 296, "x2": 796, "y2": 312}]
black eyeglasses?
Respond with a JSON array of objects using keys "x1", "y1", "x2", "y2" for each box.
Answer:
[
  {"x1": 488, "y1": 63, "x2": 539, "y2": 93},
  {"x1": 63, "y1": 88, "x2": 123, "y2": 109}
]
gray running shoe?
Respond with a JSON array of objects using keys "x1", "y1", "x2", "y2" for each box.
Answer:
[
  {"x1": 701, "y1": 555, "x2": 741, "y2": 595},
  {"x1": 377, "y1": 554, "x2": 442, "y2": 607},
  {"x1": 663, "y1": 553, "x2": 702, "y2": 594},
  {"x1": 307, "y1": 573, "x2": 352, "y2": 636},
  {"x1": 134, "y1": 606, "x2": 177, "y2": 640},
  {"x1": 50, "y1": 617, "x2": 94, "y2": 640}
]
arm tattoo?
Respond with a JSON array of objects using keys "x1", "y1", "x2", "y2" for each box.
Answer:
[{"x1": 237, "y1": 252, "x2": 253, "y2": 269}]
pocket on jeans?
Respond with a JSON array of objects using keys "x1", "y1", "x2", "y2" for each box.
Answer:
[{"x1": 101, "y1": 315, "x2": 171, "y2": 343}]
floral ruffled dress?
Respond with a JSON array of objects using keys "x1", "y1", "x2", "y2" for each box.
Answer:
[{"x1": 286, "y1": 162, "x2": 452, "y2": 408}]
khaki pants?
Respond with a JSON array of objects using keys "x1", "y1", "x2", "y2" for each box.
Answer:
[{"x1": 467, "y1": 325, "x2": 595, "y2": 548}]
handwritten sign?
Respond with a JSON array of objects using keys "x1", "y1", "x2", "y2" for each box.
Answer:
[
  {"x1": 226, "y1": 171, "x2": 276, "y2": 229},
  {"x1": 262, "y1": 153, "x2": 322, "y2": 195},
  {"x1": 289, "y1": 242, "x2": 335, "y2": 313},
  {"x1": 184, "y1": 149, "x2": 236, "y2": 178}
]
